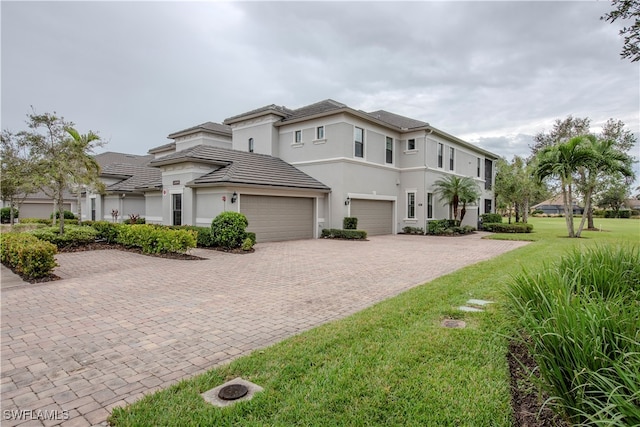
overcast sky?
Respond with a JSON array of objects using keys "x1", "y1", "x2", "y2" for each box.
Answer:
[{"x1": 2, "y1": 1, "x2": 638, "y2": 172}]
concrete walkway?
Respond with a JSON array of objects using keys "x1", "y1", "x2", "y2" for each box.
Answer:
[{"x1": 1, "y1": 234, "x2": 528, "y2": 426}]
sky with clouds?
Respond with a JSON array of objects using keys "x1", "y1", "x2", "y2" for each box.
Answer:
[{"x1": 2, "y1": 1, "x2": 638, "y2": 172}]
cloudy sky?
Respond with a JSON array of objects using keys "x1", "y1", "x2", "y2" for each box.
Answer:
[{"x1": 2, "y1": 1, "x2": 638, "y2": 168}]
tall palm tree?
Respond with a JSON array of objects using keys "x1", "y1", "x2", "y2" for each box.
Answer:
[
  {"x1": 433, "y1": 175, "x2": 481, "y2": 225},
  {"x1": 574, "y1": 135, "x2": 634, "y2": 237},
  {"x1": 534, "y1": 136, "x2": 595, "y2": 237}
]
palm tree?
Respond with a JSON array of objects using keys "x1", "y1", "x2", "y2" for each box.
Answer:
[
  {"x1": 534, "y1": 136, "x2": 595, "y2": 237},
  {"x1": 433, "y1": 175, "x2": 481, "y2": 225},
  {"x1": 574, "y1": 135, "x2": 634, "y2": 237},
  {"x1": 64, "y1": 127, "x2": 104, "y2": 228}
]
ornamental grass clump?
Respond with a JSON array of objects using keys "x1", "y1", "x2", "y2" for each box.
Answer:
[{"x1": 508, "y1": 245, "x2": 640, "y2": 426}]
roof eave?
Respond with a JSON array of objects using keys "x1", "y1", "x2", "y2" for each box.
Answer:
[
  {"x1": 224, "y1": 109, "x2": 290, "y2": 126},
  {"x1": 149, "y1": 156, "x2": 231, "y2": 168},
  {"x1": 186, "y1": 181, "x2": 331, "y2": 193}
]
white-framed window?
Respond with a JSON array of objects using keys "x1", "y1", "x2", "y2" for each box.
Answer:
[
  {"x1": 172, "y1": 193, "x2": 182, "y2": 226},
  {"x1": 354, "y1": 127, "x2": 364, "y2": 158},
  {"x1": 407, "y1": 191, "x2": 416, "y2": 219},
  {"x1": 385, "y1": 136, "x2": 393, "y2": 164},
  {"x1": 294, "y1": 130, "x2": 302, "y2": 143},
  {"x1": 449, "y1": 147, "x2": 455, "y2": 171},
  {"x1": 248, "y1": 138, "x2": 254, "y2": 153},
  {"x1": 437, "y1": 143, "x2": 444, "y2": 168},
  {"x1": 407, "y1": 138, "x2": 416, "y2": 150},
  {"x1": 427, "y1": 193, "x2": 434, "y2": 219},
  {"x1": 316, "y1": 126, "x2": 325, "y2": 140},
  {"x1": 477, "y1": 157, "x2": 481, "y2": 177}
]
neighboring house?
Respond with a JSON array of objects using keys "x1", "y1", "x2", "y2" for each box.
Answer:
[
  {"x1": 532, "y1": 195, "x2": 584, "y2": 215},
  {"x1": 623, "y1": 198, "x2": 640, "y2": 211},
  {"x1": 2, "y1": 190, "x2": 76, "y2": 219},
  {"x1": 82, "y1": 99, "x2": 499, "y2": 242}
]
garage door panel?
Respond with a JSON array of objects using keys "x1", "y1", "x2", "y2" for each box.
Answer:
[
  {"x1": 350, "y1": 199, "x2": 393, "y2": 236},
  {"x1": 240, "y1": 195, "x2": 313, "y2": 242}
]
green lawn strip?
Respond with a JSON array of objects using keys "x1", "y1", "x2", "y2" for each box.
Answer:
[{"x1": 109, "y1": 218, "x2": 638, "y2": 426}]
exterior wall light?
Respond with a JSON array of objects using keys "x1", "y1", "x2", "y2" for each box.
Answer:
[
  {"x1": 345, "y1": 196, "x2": 350, "y2": 206},
  {"x1": 231, "y1": 192, "x2": 238, "y2": 203}
]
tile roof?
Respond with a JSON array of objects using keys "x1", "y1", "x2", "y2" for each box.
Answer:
[
  {"x1": 101, "y1": 163, "x2": 162, "y2": 192},
  {"x1": 94, "y1": 152, "x2": 154, "y2": 167},
  {"x1": 224, "y1": 104, "x2": 294, "y2": 124},
  {"x1": 282, "y1": 99, "x2": 347, "y2": 122},
  {"x1": 147, "y1": 142, "x2": 176, "y2": 154},
  {"x1": 167, "y1": 122, "x2": 232, "y2": 139},
  {"x1": 366, "y1": 110, "x2": 428, "y2": 130},
  {"x1": 150, "y1": 145, "x2": 330, "y2": 191}
]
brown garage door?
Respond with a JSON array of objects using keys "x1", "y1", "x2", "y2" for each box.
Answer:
[
  {"x1": 350, "y1": 199, "x2": 393, "y2": 236},
  {"x1": 240, "y1": 195, "x2": 314, "y2": 242}
]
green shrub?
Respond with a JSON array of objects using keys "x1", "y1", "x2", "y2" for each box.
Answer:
[
  {"x1": 508, "y1": 245, "x2": 640, "y2": 425},
  {"x1": 117, "y1": 224, "x2": 196, "y2": 254},
  {"x1": 211, "y1": 212, "x2": 249, "y2": 249},
  {"x1": 402, "y1": 226, "x2": 424, "y2": 235},
  {"x1": 30, "y1": 225, "x2": 98, "y2": 248},
  {"x1": 88, "y1": 221, "x2": 122, "y2": 243},
  {"x1": 480, "y1": 213, "x2": 502, "y2": 224},
  {"x1": 1, "y1": 207, "x2": 19, "y2": 223},
  {"x1": 343, "y1": 217, "x2": 358, "y2": 230},
  {"x1": 246, "y1": 232, "x2": 256, "y2": 246},
  {"x1": 124, "y1": 214, "x2": 146, "y2": 225},
  {"x1": 10, "y1": 223, "x2": 47, "y2": 232},
  {"x1": 618, "y1": 209, "x2": 631, "y2": 219},
  {"x1": 50, "y1": 210, "x2": 76, "y2": 220},
  {"x1": 426, "y1": 219, "x2": 457, "y2": 235},
  {"x1": 321, "y1": 229, "x2": 367, "y2": 240},
  {"x1": 531, "y1": 209, "x2": 544, "y2": 215},
  {"x1": 170, "y1": 226, "x2": 215, "y2": 247},
  {"x1": 482, "y1": 222, "x2": 533, "y2": 233},
  {"x1": 241, "y1": 237, "x2": 254, "y2": 251},
  {"x1": 18, "y1": 218, "x2": 52, "y2": 225},
  {"x1": 0, "y1": 232, "x2": 58, "y2": 279}
]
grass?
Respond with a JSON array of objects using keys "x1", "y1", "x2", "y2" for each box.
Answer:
[{"x1": 109, "y1": 218, "x2": 640, "y2": 426}]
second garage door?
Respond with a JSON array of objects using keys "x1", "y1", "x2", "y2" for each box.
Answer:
[
  {"x1": 350, "y1": 199, "x2": 393, "y2": 236},
  {"x1": 240, "y1": 195, "x2": 314, "y2": 242}
]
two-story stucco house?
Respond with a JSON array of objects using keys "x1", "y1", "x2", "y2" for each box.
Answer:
[{"x1": 84, "y1": 99, "x2": 498, "y2": 242}]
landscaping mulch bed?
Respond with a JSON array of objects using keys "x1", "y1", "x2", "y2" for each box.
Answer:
[
  {"x1": 508, "y1": 340, "x2": 569, "y2": 427},
  {"x1": 59, "y1": 242, "x2": 206, "y2": 260}
]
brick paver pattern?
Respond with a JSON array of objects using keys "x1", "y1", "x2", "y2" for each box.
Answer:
[{"x1": 1, "y1": 234, "x2": 528, "y2": 426}]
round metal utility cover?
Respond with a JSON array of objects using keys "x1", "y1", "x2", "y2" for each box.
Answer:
[{"x1": 218, "y1": 384, "x2": 249, "y2": 401}]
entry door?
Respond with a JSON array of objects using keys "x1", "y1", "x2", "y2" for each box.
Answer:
[{"x1": 172, "y1": 194, "x2": 182, "y2": 225}]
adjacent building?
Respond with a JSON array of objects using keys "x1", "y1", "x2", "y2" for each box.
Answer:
[{"x1": 82, "y1": 99, "x2": 498, "y2": 242}]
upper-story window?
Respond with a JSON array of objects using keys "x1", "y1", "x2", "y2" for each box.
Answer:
[
  {"x1": 316, "y1": 126, "x2": 324, "y2": 140},
  {"x1": 407, "y1": 138, "x2": 416, "y2": 150},
  {"x1": 386, "y1": 137, "x2": 393, "y2": 164},
  {"x1": 449, "y1": 147, "x2": 455, "y2": 171},
  {"x1": 437, "y1": 143, "x2": 444, "y2": 168},
  {"x1": 477, "y1": 157, "x2": 481, "y2": 177},
  {"x1": 295, "y1": 130, "x2": 302, "y2": 143},
  {"x1": 354, "y1": 127, "x2": 364, "y2": 158},
  {"x1": 248, "y1": 138, "x2": 254, "y2": 153}
]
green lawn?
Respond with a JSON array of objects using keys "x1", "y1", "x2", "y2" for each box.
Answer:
[{"x1": 109, "y1": 218, "x2": 639, "y2": 427}]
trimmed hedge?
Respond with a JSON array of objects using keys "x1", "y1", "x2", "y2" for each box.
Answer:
[
  {"x1": 50, "y1": 210, "x2": 76, "y2": 220},
  {"x1": 211, "y1": 212, "x2": 249, "y2": 250},
  {"x1": 30, "y1": 226, "x2": 98, "y2": 248},
  {"x1": 18, "y1": 218, "x2": 53, "y2": 225},
  {"x1": 85, "y1": 221, "x2": 123, "y2": 243},
  {"x1": 427, "y1": 219, "x2": 457, "y2": 235},
  {"x1": 0, "y1": 233, "x2": 58, "y2": 279},
  {"x1": 0, "y1": 207, "x2": 19, "y2": 223},
  {"x1": 482, "y1": 222, "x2": 533, "y2": 233},
  {"x1": 117, "y1": 224, "x2": 197, "y2": 254},
  {"x1": 321, "y1": 229, "x2": 367, "y2": 240},
  {"x1": 343, "y1": 217, "x2": 358, "y2": 230},
  {"x1": 481, "y1": 213, "x2": 502, "y2": 224}
]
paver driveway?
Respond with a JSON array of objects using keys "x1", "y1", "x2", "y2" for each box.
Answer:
[{"x1": 1, "y1": 234, "x2": 528, "y2": 426}]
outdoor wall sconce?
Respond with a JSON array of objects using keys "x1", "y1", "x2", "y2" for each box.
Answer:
[
  {"x1": 231, "y1": 192, "x2": 238, "y2": 203},
  {"x1": 344, "y1": 196, "x2": 350, "y2": 206}
]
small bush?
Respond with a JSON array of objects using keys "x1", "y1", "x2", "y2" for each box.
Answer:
[
  {"x1": 618, "y1": 209, "x2": 631, "y2": 219},
  {"x1": 0, "y1": 232, "x2": 58, "y2": 279},
  {"x1": 402, "y1": 226, "x2": 424, "y2": 235},
  {"x1": 343, "y1": 217, "x2": 358, "y2": 230},
  {"x1": 18, "y1": 218, "x2": 52, "y2": 225},
  {"x1": 480, "y1": 213, "x2": 502, "y2": 224},
  {"x1": 117, "y1": 224, "x2": 196, "y2": 254},
  {"x1": 0, "y1": 207, "x2": 19, "y2": 223},
  {"x1": 427, "y1": 219, "x2": 457, "y2": 235},
  {"x1": 321, "y1": 229, "x2": 367, "y2": 240},
  {"x1": 50, "y1": 210, "x2": 76, "y2": 220},
  {"x1": 30, "y1": 225, "x2": 98, "y2": 248},
  {"x1": 170, "y1": 226, "x2": 215, "y2": 247},
  {"x1": 241, "y1": 237, "x2": 254, "y2": 251},
  {"x1": 124, "y1": 214, "x2": 146, "y2": 225},
  {"x1": 246, "y1": 232, "x2": 256, "y2": 246},
  {"x1": 482, "y1": 222, "x2": 533, "y2": 233},
  {"x1": 531, "y1": 209, "x2": 544, "y2": 215},
  {"x1": 88, "y1": 221, "x2": 123, "y2": 243},
  {"x1": 211, "y1": 212, "x2": 249, "y2": 249}
]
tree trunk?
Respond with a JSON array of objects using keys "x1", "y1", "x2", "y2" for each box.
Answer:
[
  {"x1": 523, "y1": 198, "x2": 529, "y2": 223},
  {"x1": 515, "y1": 204, "x2": 520, "y2": 223},
  {"x1": 576, "y1": 188, "x2": 591, "y2": 237},
  {"x1": 562, "y1": 182, "x2": 575, "y2": 237},
  {"x1": 9, "y1": 197, "x2": 16, "y2": 225},
  {"x1": 587, "y1": 205, "x2": 594, "y2": 229},
  {"x1": 58, "y1": 184, "x2": 65, "y2": 234},
  {"x1": 76, "y1": 187, "x2": 82, "y2": 225}
]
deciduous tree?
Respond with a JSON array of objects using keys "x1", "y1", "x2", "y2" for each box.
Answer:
[{"x1": 601, "y1": 0, "x2": 640, "y2": 62}]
